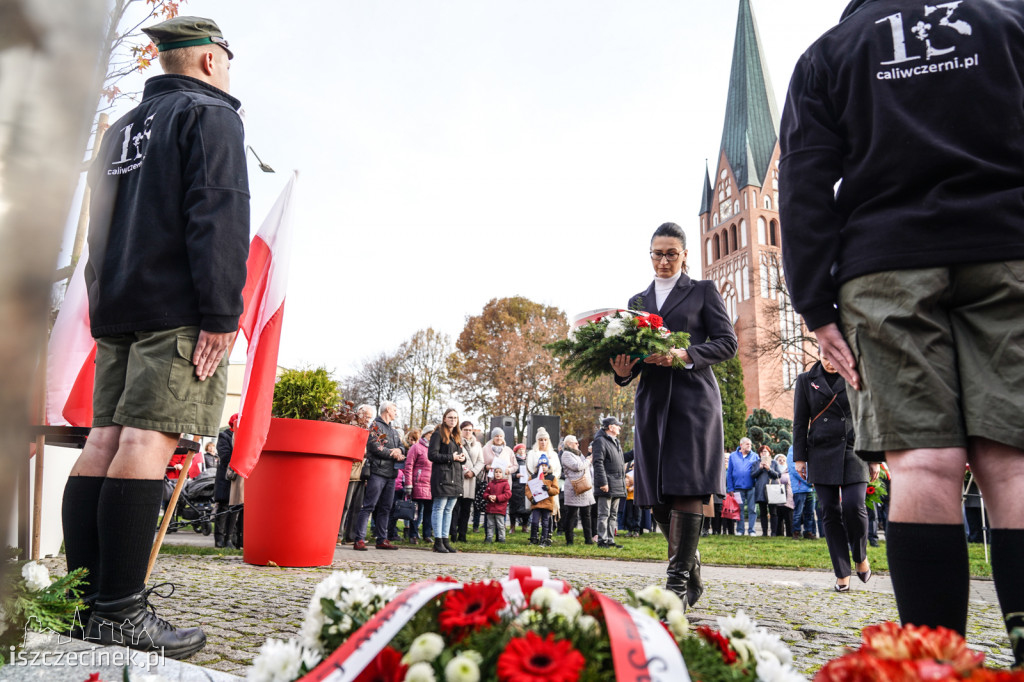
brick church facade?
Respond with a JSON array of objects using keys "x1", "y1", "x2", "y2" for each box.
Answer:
[{"x1": 698, "y1": 0, "x2": 812, "y2": 421}]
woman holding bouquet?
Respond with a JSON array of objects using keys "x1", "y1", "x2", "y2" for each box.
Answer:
[
  {"x1": 611, "y1": 222, "x2": 737, "y2": 607},
  {"x1": 428, "y1": 409, "x2": 468, "y2": 554}
]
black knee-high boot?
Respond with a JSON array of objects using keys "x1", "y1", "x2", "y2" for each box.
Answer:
[
  {"x1": 887, "y1": 522, "x2": 969, "y2": 635},
  {"x1": 666, "y1": 511, "x2": 704, "y2": 608},
  {"x1": 991, "y1": 529, "x2": 1024, "y2": 668}
]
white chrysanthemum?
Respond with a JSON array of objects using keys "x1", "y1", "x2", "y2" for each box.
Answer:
[
  {"x1": 514, "y1": 609, "x2": 541, "y2": 626},
  {"x1": 405, "y1": 662, "x2": 437, "y2": 682},
  {"x1": 717, "y1": 609, "x2": 757, "y2": 640},
  {"x1": 576, "y1": 614, "x2": 599, "y2": 635},
  {"x1": 404, "y1": 633, "x2": 445, "y2": 664},
  {"x1": 731, "y1": 637, "x2": 757, "y2": 665},
  {"x1": 461, "y1": 650, "x2": 483, "y2": 665},
  {"x1": 749, "y1": 629, "x2": 793, "y2": 667},
  {"x1": 604, "y1": 318, "x2": 626, "y2": 338},
  {"x1": 301, "y1": 648, "x2": 322, "y2": 671},
  {"x1": 549, "y1": 594, "x2": 582, "y2": 621},
  {"x1": 300, "y1": 571, "x2": 376, "y2": 651},
  {"x1": 21, "y1": 562, "x2": 50, "y2": 592},
  {"x1": 666, "y1": 609, "x2": 689, "y2": 639},
  {"x1": 445, "y1": 654, "x2": 480, "y2": 682},
  {"x1": 636, "y1": 585, "x2": 683, "y2": 615},
  {"x1": 755, "y1": 652, "x2": 807, "y2": 682},
  {"x1": 529, "y1": 587, "x2": 558, "y2": 610},
  {"x1": 247, "y1": 638, "x2": 306, "y2": 682}
]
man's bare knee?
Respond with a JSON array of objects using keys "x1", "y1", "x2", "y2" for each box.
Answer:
[
  {"x1": 106, "y1": 428, "x2": 181, "y2": 480},
  {"x1": 967, "y1": 438, "x2": 1024, "y2": 528},
  {"x1": 70, "y1": 425, "x2": 122, "y2": 477},
  {"x1": 887, "y1": 447, "x2": 966, "y2": 523}
]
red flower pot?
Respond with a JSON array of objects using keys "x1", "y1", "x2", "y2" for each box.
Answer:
[{"x1": 244, "y1": 417, "x2": 365, "y2": 567}]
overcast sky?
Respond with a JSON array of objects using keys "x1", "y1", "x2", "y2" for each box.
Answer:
[{"x1": 73, "y1": 0, "x2": 850, "y2": 377}]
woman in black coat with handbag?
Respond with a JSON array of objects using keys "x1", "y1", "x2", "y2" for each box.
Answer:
[
  {"x1": 793, "y1": 358, "x2": 870, "y2": 592},
  {"x1": 428, "y1": 408, "x2": 467, "y2": 554},
  {"x1": 612, "y1": 222, "x2": 738, "y2": 608},
  {"x1": 752, "y1": 446, "x2": 781, "y2": 537}
]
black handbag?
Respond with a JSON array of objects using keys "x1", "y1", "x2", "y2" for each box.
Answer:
[{"x1": 392, "y1": 498, "x2": 416, "y2": 522}]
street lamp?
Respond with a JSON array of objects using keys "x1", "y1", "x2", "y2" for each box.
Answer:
[{"x1": 246, "y1": 145, "x2": 275, "y2": 173}]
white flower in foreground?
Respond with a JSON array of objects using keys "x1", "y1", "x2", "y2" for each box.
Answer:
[
  {"x1": 514, "y1": 609, "x2": 541, "y2": 627},
  {"x1": 731, "y1": 637, "x2": 757, "y2": 665},
  {"x1": 461, "y1": 650, "x2": 483, "y2": 665},
  {"x1": 405, "y1": 662, "x2": 437, "y2": 682},
  {"x1": 755, "y1": 651, "x2": 807, "y2": 682},
  {"x1": 529, "y1": 586, "x2": 558, "y2": 610},
  {"x1": 21, "y1": 562, "x2": 50, "y2": 592},
  {"x1": 549, "y1": 594, "x2": 582, "y2": 621},
  {"x1": 248, "y1": 638, "x2": 306, "y2": 682},
  {"x1": 372, "y1": 584, "x2": 400, "y2": 603},
  {"x1": 576, "y1": 614, "x2": 599, "y2": 635},
  {"x1": 301, "y1": 648, "x2": 322, "y2": 672},
  {"x1": 404, "y1": 632, "x2": 445, "y2": 664},
  {"x1": 749, "y1": 629, "x2": 793, "y2": 667},
  {"x1": 604, "y1": 318, "x2": 626, "y2": 338},
  {"x1": 445, "y1": 654, "x2": 480, "y2": 682},
  {"x1": 636, "y1": 585, "x2": 683, "y2": 614},
  {"x1": 666, "y1": 609, "x2": 689, "y2": 639},
  {"x1": 718, "y1": 609, "x2": 757, "y2": 640}
]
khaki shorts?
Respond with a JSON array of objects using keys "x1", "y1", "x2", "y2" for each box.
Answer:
[
  {"x1": 93, "y1": 326, "x2": 228, "y2": 437},
  {"x1": 838, "y1": 261, "x2": 1024, "y2": 456}
]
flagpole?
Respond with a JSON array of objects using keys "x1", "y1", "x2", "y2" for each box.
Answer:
[
  {"x1": 146, "y1": 449, "x2": 194, "y2": 583},
  {"x1": 31, "y1": 346, "x2": 46, "y2": 560}
]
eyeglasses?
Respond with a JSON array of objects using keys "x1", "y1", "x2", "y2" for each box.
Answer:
[{"x1": 650, "y1": 251, "x2": 682, "y2": 262}]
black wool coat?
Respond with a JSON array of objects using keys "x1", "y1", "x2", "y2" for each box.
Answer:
[
  {"x1": 427, "y1": 430, "x2": 466, "y2": 498},
  {"x1": 591, "y1": 431, "x2": 626, "y2": 498},
  {"x1": 792, "y1": 362, "x2": 868, "y2": 486},
  {"x1": 214, "y1": 427, "x2": 233, "y2": 502},
  {"x1": 615, "y1": 274, "x2": 738, "y2": 505}
]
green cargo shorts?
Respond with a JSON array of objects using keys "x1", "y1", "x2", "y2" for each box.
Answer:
[
  {"x1": 838, "y1": 261, "x2": 1024, "y2": 456},
  {"x1": 92, "y1": 326, "x2": 229, "y2": 437}
]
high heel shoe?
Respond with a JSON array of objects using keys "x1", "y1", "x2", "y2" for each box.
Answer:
[
  {"x1": 834, "y1": 580, "x2": 850, "y2": 593},
  {"x1": 857, "y1": 566, "x2": 872, "y2": 584}
]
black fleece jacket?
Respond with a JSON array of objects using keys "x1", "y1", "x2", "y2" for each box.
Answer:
[
  {"x1": 86, "y1": 75, "x2": 250, "y2": 336},
  {"x1": 780, "y1": 0, "x2": 1024, "y2": 330}
]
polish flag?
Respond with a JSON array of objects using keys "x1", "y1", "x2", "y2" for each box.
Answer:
[
  {"x1": 47, "y1": 246, "x2": 96, "y2": 427},
  {"x1": 230, "y1": 172, "x2": 297, "y2": 478}
]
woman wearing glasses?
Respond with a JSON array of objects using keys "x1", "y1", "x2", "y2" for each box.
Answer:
[
  {"x1": 611, "y1": 222, "x2": 737, "y2": 608},
  {"x1": 428, "y1": 408, "x2": 468, "y2": 553}
]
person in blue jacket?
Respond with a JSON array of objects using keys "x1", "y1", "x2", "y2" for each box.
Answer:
[
  {"x1": 787, "y1": 446, "x2": 815, "y2": 539},
  {"x1": 726, "y1": 438, "x2": 759, "y2": 536}
]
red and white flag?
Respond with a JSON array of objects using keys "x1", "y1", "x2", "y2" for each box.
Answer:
[
  {"x1": 230, "y1": 172, "x2": 298, "y2": 478},
  {"x1": 47, "y1": 246, "x2": 96, "y2": 427}
]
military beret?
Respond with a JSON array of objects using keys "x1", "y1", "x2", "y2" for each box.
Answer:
[{"x1": 142, "y1": 16, "x2": 233, "y2": 60}]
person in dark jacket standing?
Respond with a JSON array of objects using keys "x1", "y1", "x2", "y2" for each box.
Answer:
[
  {"x1": 592, "y1": 417, "x2": 627, "y2": 549},
  {"x1": 781, "y1": 2, "x2": 1024, "y2": 660},
  {"x1": 612, "y1": 222, "x2": 737, "y2": 608},
  {"x1": 214, "y1": 414, "x2": 238, "y2": 548},
  {"x1": 60, "y1": 16, "x2": 247, "y2": 660},
  {"x1": 752, "y1": 446, "x2": 781, "y2": 538},
  {"x1": 793, "y1": 359, "x2": 869, "y2": 592},
  {"x1": 726, "y1": 438, "x2": 759, "y2": 536},
  {"x1": 429, "y1": 408, "x2": 467, "y2": 553},
  {"x1": 352, "y1": 402, "x2": 406, "y2": 551}
]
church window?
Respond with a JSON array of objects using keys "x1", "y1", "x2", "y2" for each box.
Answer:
[
  {"x1": 758, "y1": 217, "x2": 767, "y2": 245},
  {"x1": 730, "y1": 224, "x2": 738, "y2": 251},
  {"x1": 713, "y1": 214, "x2": 720, "y2": 227},
  {"x1": 779, "y1": 294, "x2": 803, "y2": 390},
  {"x1": 733, "y1": 200, "x2": 740, "y2": 215},
  {"x1": 706, "y1": 238, "x2": 713, "y2": 265},
  {"x1": 770, "y1": 220, "x2": 779, "y2": 246},
  {"x1": 760, "y1": 261, "x2": 769, "y2": 298},
  {"x1": 713, "y1": 234, "x2": 721, "y2": 261},
  {"x1": 764, "y1": 196, "x2": 773, "y2": 210},
  {"x1": 722, "y1": 229, "x2": 730, "y2": 256},
  {"x1": 742, "y1": 265, "x2": 750, "y2": 299},
  {"x1": 721, "y1": 169, "x2": 727, "y2": 179},
  {"x1": 740, "y1": 219, "x2": 748, "y2": 248}
]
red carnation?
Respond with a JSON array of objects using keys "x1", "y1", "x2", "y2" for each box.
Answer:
[
  {"x1": 866, "y1": 486, "x2": 876, "y2": 495},
  {"x1": 497, "y1": 631, "x2": 586, "y2": 682},
  {"x1": 697, "y1": 625, "x2": 738, "y2": 665},
  {"x1": 438, "y1": 580, "x2": 505, "y2": 641},
  {"x1": 354, "y1": 646, "x2": 408, "y2": 682},
  {"x1": 647, "y1": 314, "x2": 664, "y2": 329},
  {"x1": 578, "y1": 588, "x2": 604, "y2": 619}
]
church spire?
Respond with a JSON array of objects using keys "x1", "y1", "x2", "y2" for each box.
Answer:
[
  {"x1": 699, "y1": 161, "x2": 713, "y2": 215},
  {"x1": 718, "y1": 0, "x2": 780, "y2": 189}
]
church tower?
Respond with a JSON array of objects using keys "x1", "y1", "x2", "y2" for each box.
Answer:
[{"x1": 699, "y1": 0, "x2": 808, "y2": 420}]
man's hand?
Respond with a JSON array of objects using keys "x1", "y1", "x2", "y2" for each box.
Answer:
[
  {"x1": 193, "y1": 330, "x2": 235, "y2": 381},
  {"x1": 600, "y1": 485, "x2": 609, "y2": 492},
  {"x1": 813, "y1": 323, "x2": 861, "y2": 390},
  {"x1": 390, "y1": 448, "x2": 404, "y2": 461},
  {"x1": 795, "y1": 462, "x2": 808, "y2": 479},
  {"x1": 610, "y1": 354, "x2": 639, "y2": 377}
]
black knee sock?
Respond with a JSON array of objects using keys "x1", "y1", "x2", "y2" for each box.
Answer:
[
  {"x1": 61, "y1": 476, "x2": 106, "y2": 594},
  {"x1": 991, "y1": 529, "x2": 1024, "y2": 666},
  {"x1": 96, "y1": 478, "x2": 163, "y2": 602},
  {"x1": 886, "y1": 522, "x2": 969, "y2": 635}
]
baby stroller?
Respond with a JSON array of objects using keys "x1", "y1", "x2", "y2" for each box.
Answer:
[{"x1": 163, "y1": 469, "x2": 216, "y2": 535}]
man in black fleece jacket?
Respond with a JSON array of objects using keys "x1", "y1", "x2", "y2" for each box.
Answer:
[
  {"x1": 780, "y1": 0, "x2": 1024, "y2": 666},
  {"x1": 61, "y1": 16, "x2": 249, "y2": 659}
]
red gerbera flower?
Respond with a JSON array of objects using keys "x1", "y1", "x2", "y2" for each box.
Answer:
[
  {"x1": 436, "y1": 575, "x2": 459, "y2": 583},
  {"x1": 354, "y1": 646, "x2": 408, "y2": 682},
  {"x1": 497, "y1": 631, "x2": 586, "y2": 682},
  {"x1": 697, "y1": 625, "x2": 738, "y2": 665},
  {"x1": 866, "y1": 486, "x2": 876, "y2": 495},
  {"x1": 438, "y1": 580, "x2": 505, "y2": 641}
]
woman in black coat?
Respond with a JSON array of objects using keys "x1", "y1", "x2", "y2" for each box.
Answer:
[
  {"x1": 752, "y1": 446, "x2": 781, "y2": 537},
  {"x1": 428, "y1": 408, "x2": 467, "y2": 554},
  {"x1": 612, "y1": 222, "x2": 738, "y2": 608},
  {"x1": 793, "y1": 358, "x2": 870, "y2": 592}
]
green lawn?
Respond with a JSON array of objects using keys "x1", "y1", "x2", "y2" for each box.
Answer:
[{"x1": 160, "y1": 527, "x2": 993, "y2": 579}]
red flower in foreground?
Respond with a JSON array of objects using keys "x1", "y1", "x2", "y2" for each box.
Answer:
[
  {"x1": 577, "y1": 587, "x2": 604, "y2": 620},
  {"x1": 815, "y1": 653, "x2": 918, "y2": 682},
  {"x1": 965, "y1": 669, "x2": 1024, "y2": 681},
  {"x1": 435, "y1": 575, "x2": 459, "y2": 583},
  {"x1": 860, "y1": 622, "x2": 986, "y2": 675},
  {"x1": 439, "y1": 580, "x2": 505, "y2": 641},
  {"x1": 647, "y1": 314, "x2": 664, "y2": 329},
  {"x1": 354, "y1": 646, "x2": 408, "y2": 682},
  {"x1": 697, "y1": 625, "x2": 738, "y2": 665},
  {"x1": 497, "y1": 631, "x2": 586, "y2": 682},
  {"x1": 866, "y1": 486, "x2": 876, "y2": 495}
]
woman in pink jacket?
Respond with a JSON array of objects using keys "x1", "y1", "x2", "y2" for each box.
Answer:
[{"x1": 403, "y1": 425, "x2": 434, "y2": 544}]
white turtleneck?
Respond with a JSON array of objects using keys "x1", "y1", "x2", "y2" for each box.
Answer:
[{"x1": 654, "y1": 271, "x2": 682, "y2": 310}]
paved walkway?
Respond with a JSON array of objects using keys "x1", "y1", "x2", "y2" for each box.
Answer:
[{"x1": 12, "y1": 532, "x2": 1015, "y2": 680}]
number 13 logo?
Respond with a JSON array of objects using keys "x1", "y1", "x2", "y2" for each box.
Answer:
[{"x1": 876, "y1": 1, "x2": 973, "y2": 65}]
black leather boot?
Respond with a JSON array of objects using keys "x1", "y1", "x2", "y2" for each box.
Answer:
[
  {"x1": 1007, "y1": 612, "x2": 1023, "y2": 669},
  {"x1": 84, "y1": 584, "x2": 206, "y2": 659},
  {"x1": 433, "y1": 537, "x2": 448, "y2": 553},
  {"x1": 213, "y1": 505, "x2": 227, "y2": 548},
  {"x1": 666, "y1": 511, "x2": 704, "y2": 609},
  {"x1": 68, "y1": 592, "x2": 97, "y2": 640},
  {"x1": 221, "y1": 510, "x2": 236, "y2": 550},
  {"x1": 231, "y1": 509, "x2": 243, "y2": 549},
  {"x1": 442, "y1": 537, "x2": 458, "y2": 553}
]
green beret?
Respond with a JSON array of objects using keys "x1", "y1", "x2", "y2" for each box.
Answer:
[{"x1": 142, "y1": 16, "x2": 233, "y2": 60}]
